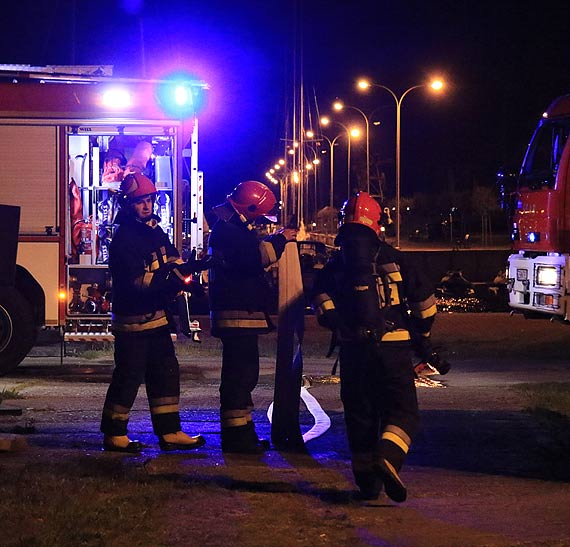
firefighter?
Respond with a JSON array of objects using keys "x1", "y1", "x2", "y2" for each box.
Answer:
[
  {"x1": 312, "y1": 192, "x2": 437, "y2": 502},
  {"x1": 208, "y1": 180, "x2": 297, "y2": 453},
  {"x1": 100, "y1": 173, "x2": 212, "y2": 453}
]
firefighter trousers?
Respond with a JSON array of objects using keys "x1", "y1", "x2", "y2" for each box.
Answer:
[
  {"x1": 219, "y1": 334, "x2": 261, "y2": 440},
  {"x1": 339, "y1": 342, "x2": 419, "y2": 478},
  {"x1": 100, "y1": 327, "x2": 182, "y2": 437}
]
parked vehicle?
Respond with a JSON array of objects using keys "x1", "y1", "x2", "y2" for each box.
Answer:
[{"x1": 505, "y1": 95, "x2": 570, "y2": 320}]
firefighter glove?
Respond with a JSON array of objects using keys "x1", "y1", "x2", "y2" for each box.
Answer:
[
  {"x1": 176, "y1": 254, "x2": 215, "y2": 276},
  {"x1": 317, "y1": 309, "x2": 353, "y2": 341},
  {"x1": 426, "y1": 351, "x2": 451, "y2": 375}
]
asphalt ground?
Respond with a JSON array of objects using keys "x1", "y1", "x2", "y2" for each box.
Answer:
[{"x1": 1, "y1": 313, "x2": 570, "y2": 547}]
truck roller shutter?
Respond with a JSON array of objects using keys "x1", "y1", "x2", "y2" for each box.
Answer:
[{"x1": 0, "y1": 126, "x2": 58, "y2": 234}]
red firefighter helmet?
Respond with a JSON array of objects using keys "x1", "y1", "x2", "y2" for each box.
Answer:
[
  {"x1": 227, "y1": 180, "x2": 277, "y2": 221},
  {"x1": 119, "y1": 173, "x2": 157, "y2": 202},
  {"x1": 340, "y1": 192, "x2": 383, "y2": 236}
]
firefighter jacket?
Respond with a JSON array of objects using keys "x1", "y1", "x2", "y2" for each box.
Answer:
[
  {"x1": 208, "y1": 203, "x2": 287, "y2": 337},
  {"x1": 110, "y1": 212, "x2": 184, "y2": 333},
  {"x1": 312, "y1": 224, "x2": 436, "y2": 350}
]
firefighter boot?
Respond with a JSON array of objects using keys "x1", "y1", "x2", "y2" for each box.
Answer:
[
  {"x1": 375, "y1": 459, "x2": 407, "y2": 503},
  {"x1": 352, "y1": 452, "x2": 382, "y2": 500},
  {"x1": 221, "y1": 424, "x2": 268, "y2": 454},
  {"x1": 245, "y1": 420, "x2": 271, "y2": 450},
  {"x1": 375, "y1": 426, "x2": 411, "y2": 503},
  {"x1": 354, "y1": 471, "x2": 383, "y2": 501},
  {"x1": 159, "y1": 431, "x2": 206, "y2": 451},
  {"x1": 103, "y1": 435, "x2": 144, "y2": 453}
]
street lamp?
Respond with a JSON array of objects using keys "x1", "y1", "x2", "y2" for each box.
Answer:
[
  {"x1": 304, "y1": 145, "x2": 321, "y2": 224},
  {"x1": 357, "y1": 77, "x2": 445, "y2": 248},
  {"x1": 318, "y1": 133, "x2": 344, "y2": 208},
  {"x1": 333, "y1": 100, "x2": 370, "y2": 194},
  {"x1": 266, "y1": 157, "x2": 295, "y2": 223},
  {"x1": 321, "y1": 116, "x2": 361, "y2": 200}
]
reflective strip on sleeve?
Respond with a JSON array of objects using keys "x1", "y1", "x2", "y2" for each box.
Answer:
[
  {"x1": 409, "y1": 295, "x2": 437, "y2": 319},
  {"x1": 142, "y1": 271, "x2": 154, "y2": 288},
  {"x1": 381, "y1": 329, "x2": 411, "y2": 342},
  {"x1": 259, "y1": 240, "x2": 278, "y2": 267},
  {"x1": 316, "y1": 300, "x2": 335, "y2": 317},
  {"x1": 313, "y1": 293, "x2": 335, "y2": 316},
  {"x1": 313, "y1": 293, "x2": 333, "y2": 307},
  {"x1": 133, "y1": 274, "x2": 144, "y2": 289}
]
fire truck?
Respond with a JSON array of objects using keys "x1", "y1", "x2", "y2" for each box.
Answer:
[
  {"x1": 0, "y1": 65, "x2": 207, "y2": 374},
  {"x1": 506, "y1": 94, "x2": 570, "y2": 320}
]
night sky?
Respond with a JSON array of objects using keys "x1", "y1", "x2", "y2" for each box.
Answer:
[{"x1": 2, "y1": 0, "x2": 570, "y2": 211}]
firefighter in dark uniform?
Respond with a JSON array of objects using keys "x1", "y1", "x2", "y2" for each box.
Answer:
[
  {"x1": 208, "y1": 180, "x2": 297, "y2": 453},
  {"x1": 312, "y1": 192, "x2": 436, "y2": 502},
  {"x1": 100, "y1": 173, "x2": 211, "y2": 453}
]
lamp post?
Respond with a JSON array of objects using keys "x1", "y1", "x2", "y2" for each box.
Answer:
[
  {"x1": 304, "y1": 146, "x2": 320, "y2": 224},
  {"x1": 266, "y1": 157, "x2": 291, "y2": 224},
  {"x1": 320, "y1": 133, "x2": 343, "y2": 208},
  {"x1": 321, "y1": 117, "x2": 361, "y2": 200},
  {"x1": 333, "y1": 101, "x2": 370, "y2": 194},
  {"x1": 357, "y1": 78, "x2": 444, "y2": 248}
]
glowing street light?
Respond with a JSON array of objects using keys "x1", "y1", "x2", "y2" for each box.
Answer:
[
  {"x1": 333, "y1": 100, "x2": 371, "y2": 193},
  {"x1": 321, "y1": 117, "x2": 361, "y2": 199},
  {"x1": 318, "y1": 133, "x2": 344, "y2": 208},
  {"x1": 357, "y1": 77, "x2": 445, "y2": 248}
]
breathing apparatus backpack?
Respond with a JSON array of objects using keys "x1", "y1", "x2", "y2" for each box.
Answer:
[{"x1": 334, "y1": 223, "x2": 390, "y2": 343}]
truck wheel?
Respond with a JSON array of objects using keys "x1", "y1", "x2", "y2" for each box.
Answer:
[{"x1": 0, "y1": 288, "x2": 37, "y2": 375}]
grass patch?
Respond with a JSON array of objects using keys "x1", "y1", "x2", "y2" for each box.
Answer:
[
  {"x1": 0, "y1": 458, "x2": 178, "y2": 547},
  {"x1": 0, "y1": 388, "x2": 24, "y2": 404},
  {"x1": 77, "y1": 349, "x2": 113, "y2": 360},
  {"x1": 512, "y1": 382, "x2": 570, "y2": 416},
  {"x1": 511, "y1": 382, "x2": 570, "y2": 481}
]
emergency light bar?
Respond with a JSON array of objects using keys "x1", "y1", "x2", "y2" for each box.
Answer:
[
  {"x1": 102, "y1": 88, "x2": 131, "y2": 109},
  {"x1": 156, "y1": 79, "x2": 198, "y2": 118},
  {"x1": 174, "y1": 85, "x2": 190, "y2": 106}
]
